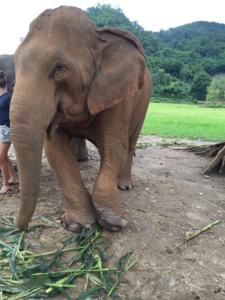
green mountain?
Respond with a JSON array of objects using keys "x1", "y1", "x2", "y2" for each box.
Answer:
[
  {"x1": 87, "y1": 4, "x2": 225, "y2": 101},
  {"x1": 155, "y1": 22, "x2": 225, "y2": 73}
]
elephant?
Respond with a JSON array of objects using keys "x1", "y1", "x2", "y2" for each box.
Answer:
[
  {"x1": 10, "y1": 6, "x2": 152, "y2": 232},
  {"x1": 0, "y1": 54, "x2": 15, "y2": 94}
]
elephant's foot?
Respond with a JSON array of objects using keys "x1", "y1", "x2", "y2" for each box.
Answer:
[
  {"x1": 92, "y1": 175, "x2": 128, "y2": 231},
  {"x1": 62, "y1": 208, "x2": 96, "y2": 232},
  {"x1": 77, "y1": 155, "x2": 89, "y2": 162},
  {"x1": 93, "y1": 188, "x2": 128, "y2": 231},
  {"x1": 77, "y1": 139, "x2": 89, "y2": 161},
  {"x1": 95, "y1": 205, "x2": 128, "y2": 231}
]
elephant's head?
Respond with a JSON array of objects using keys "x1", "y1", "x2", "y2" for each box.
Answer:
[{"x1": 10, "y1": 6, "x2": 147, "y2": 231}]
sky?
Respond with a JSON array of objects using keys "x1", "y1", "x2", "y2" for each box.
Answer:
[{"x1": 1, "y1": 0, "x2": 224, "y2": 54}]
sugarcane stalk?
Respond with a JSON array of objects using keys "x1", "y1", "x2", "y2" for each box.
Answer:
[
  {"x1": 45, "y1": 275, "x2": 75, "y2": 293},
  {"x1": 176, "y1": 220, "x2": 221, "y2": 248},
  {"x1": 23, "y1": 245, "x2": 84, "y2": 259},
  {"x1": 33, "y1": 267, "x2": 116, "y2": 277}
]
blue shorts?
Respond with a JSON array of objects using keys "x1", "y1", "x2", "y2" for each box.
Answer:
[{"x1": 0, "y1": 125, "x2": 12, "y2": 143}]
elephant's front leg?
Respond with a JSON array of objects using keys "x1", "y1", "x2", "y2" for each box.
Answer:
[
  {"x1": 92, "y1": 144, "x2": 128, "y2": 231},
  {"x1": 44, "y1": 128, "x2": 96, "y2": 232}
]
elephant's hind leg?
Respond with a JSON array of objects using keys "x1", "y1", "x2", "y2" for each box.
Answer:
[
  {"x1": 117, "y1": 148, "x2": 134, "y2": 191},
  {"x1": 44, "y1": 128, "x2": 96, "y2": 232},
  {"x1": 70, "y1": 136, "x2": 89, "y2": 161},
  {"x1": 117, "y1": 119, "x2": 144, "y2": 191}
]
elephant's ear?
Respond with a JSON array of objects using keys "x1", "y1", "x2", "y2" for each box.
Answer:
[{"x1": 87, "y1": 27, "x2": 147, "y2": 115}]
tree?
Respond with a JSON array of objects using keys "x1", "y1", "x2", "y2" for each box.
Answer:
[
  {"x1": 180, "y1": 66, "x2": 194, "y2": 83},
  {"x1": 190, "y1": 72, "x2": 211, "y2": 100},
  {"x1": 151, "y1": 69, "x2": 171, "y2": 95},
  {"x1": 161, "y1": 59, "x2": 183, "y2": 78},
  {"x1": 87, "y1": 4, "x2": 130, "y2": 28},
  {"x1": 206, "y1": 75, "x2": 225, "y2": 102}
]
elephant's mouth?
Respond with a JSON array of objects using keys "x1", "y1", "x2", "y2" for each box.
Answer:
[{"x1": 60, "y1": 113, "x2": 95, "y2": 131}]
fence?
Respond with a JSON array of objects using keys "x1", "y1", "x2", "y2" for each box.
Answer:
[{"x1": 197, "y1": 101, "x2": 225, "y2": 108}]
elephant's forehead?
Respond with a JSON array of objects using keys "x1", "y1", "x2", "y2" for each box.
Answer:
[
  {"x1": 15, "y1": 6, "x2": 100, "y2": 71},
  {"x1": 21, "y1": 6, "x2": 97, "y2": 56},
  {"x1": 30, "y1": 6, "x2": 95, "y2": 37}
]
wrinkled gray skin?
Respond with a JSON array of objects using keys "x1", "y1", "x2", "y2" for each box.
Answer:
[
  {"x1": 0, "y1": 54, "x2": 15, "y2": 94},
  {"x1": 0, "y1": 54, "x2": 88, "y2": 160},
  {"x1": 10, "y1": 6, "x2": 152, "y2": 233}
]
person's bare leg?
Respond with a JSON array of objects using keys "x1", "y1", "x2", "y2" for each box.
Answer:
[
  {"x1": 0, "y1": 142, "x2": 11, "y2": 194},
  {"x1": 7, "y1": 155, "x2": 18, "y2": 184}
]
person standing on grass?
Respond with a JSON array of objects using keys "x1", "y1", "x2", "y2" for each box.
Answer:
[{"x1": 0, "y1": 70, "x2": 18, "y2": 194}]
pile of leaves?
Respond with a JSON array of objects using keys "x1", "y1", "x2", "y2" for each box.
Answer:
[
  {"x1": 187, "y1": 141, "x2": 225, "y2": 174},
  {"x1": 0, "y1": 216, "x2": 137, "y2": 299}
]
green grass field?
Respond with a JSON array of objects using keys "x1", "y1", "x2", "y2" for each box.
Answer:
[{"x1": 141, "y1": 103, "x2": 225, "y2": 142}]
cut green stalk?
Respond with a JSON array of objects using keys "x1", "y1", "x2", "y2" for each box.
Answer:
[
  {"x1": 46, "y1": 275, "x2": 76, "y2": 293},
  {"x1": 14, "y1": 231, "x2": 25, "y2": 261},
  {"x1": 87, "y1": 273, "x2": 105, "y2": 287},
  {"x1": 20, "y1": 250, "x2": 34, "y2": 256},
  {"x1": 0, "y1": 240, "x2": 14, "y2": 252},
  {"x1": 40, "y1": 217, "x2": 60, "y2": 228},
  {"x1": 137, "y1": 208, "x2": 150, "y2": 212},
  {"x1": 0, "y1": 259, "x2": 9, "y2": 266},
  {"x1": 108, "y1": 251, "x2": 138, "y2": 296},
  {"x1": 186, "y1": 220, "x2": 221, "y2": 241},
  {"x1": 0, "y1": 279, "x2": 21, "y2": 284},
  {"x1": 23, "y1": 245, "x2": 84, "y2": 259},
  {"x1": 93, "y1": 254, "x2": 105, "y2": 282},
  {"x1": 46, "y1": 283, "x2": 76, "y2": 288},
  {"x1": 7, "y1": 287, "x2": 43, "y2": 300},
  {"x1": 75, "y1": 286, "x2": 101, "y2": 300},
  {"x1": 45, "y1": 233, "x2": 72, "y2": 246},
  {"x1": 1, "y1": 215, "x2": 16, "y2": 225},
  {"x1": 0, "y1": 275, "x2": 12, "y2": 279},
  {"x1": 87, "y1": 273, "x2": 126, "y2": 299},
  {"x1": 69, "y1": 229, "x2": 102, "y2": 265},
  {"x1": 176, "y1": 219, "x2": 221, "y2": 248},
  {"x1": 33, "y1": 267, "x2": 116, "y2": 277},
  {"x1": 0, "y1": 258, "x2": 32, "y2": 267}
]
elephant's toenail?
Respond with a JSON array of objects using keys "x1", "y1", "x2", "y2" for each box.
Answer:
[
  {"x1": 84, "y1": 224, "x2": 91, "y2": 229},
  {"x1": 68, "y1": 223, "x2": 81, "y2": 232},
  {"x1": 120, "y1": 219, "x2": 128, "y2": 227}
]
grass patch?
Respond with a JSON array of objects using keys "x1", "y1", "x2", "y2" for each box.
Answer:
[{"x1": 142, "y1": 103, "x2": 225, "y2": 142}]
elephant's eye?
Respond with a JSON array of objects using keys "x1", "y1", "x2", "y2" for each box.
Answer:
[
  {"x1": 49, "y1": 62, "x2": 68, "y2": 80},
  {"x1": 54, "y1": 63, "x2": 64, "y2": 72}
]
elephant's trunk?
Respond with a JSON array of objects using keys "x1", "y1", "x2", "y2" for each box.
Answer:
[{"x1": 10, "y1": 88, "x2": 45, "y2": 231}]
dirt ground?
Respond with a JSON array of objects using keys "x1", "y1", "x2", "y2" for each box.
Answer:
[{"x1": 1, "y1": 135, "x2": 225, "y2": 300}]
